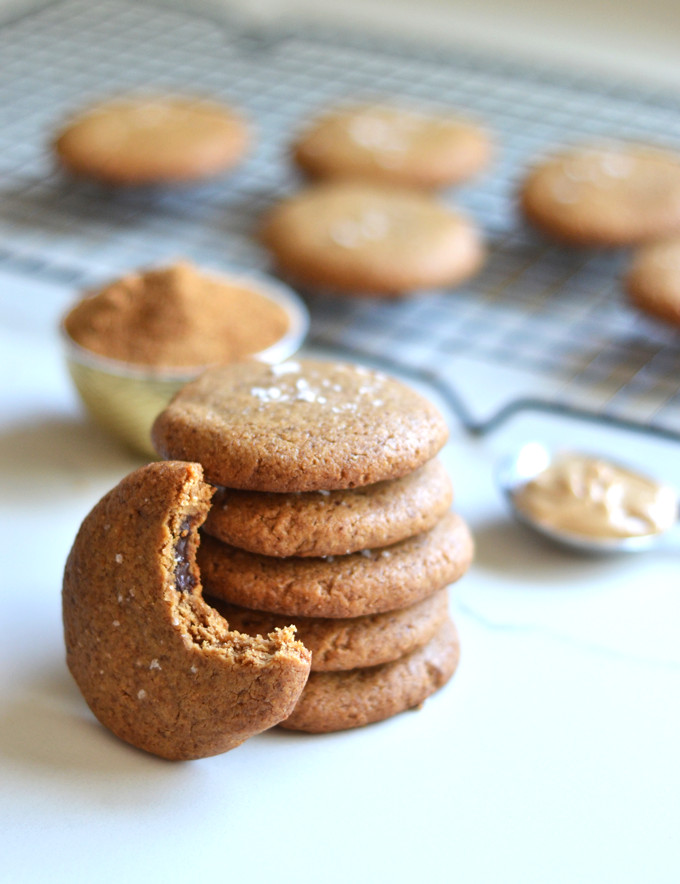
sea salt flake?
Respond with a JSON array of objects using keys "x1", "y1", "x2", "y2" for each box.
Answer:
[
  {"x1": 112, "y1": 620, "x2": 120, "y2": 627},
  {"x1": 149, "y1": 659, "x2": 162, "y2": 670},
  {"x1": 137, "y1": 689, "x2": 147, "y2": 700},
  {"x1": 271, "y1": 361, "x2": 300, "y2": 376},
  {"x1": 329, "y1": 219, "x2": 361, "y2": 249},
  {"x1": 115, "y1": 553, "x2": 123, "y2": 564},
  {"x1": 251, "y1": 386, "x2": 284, "y2": 403}
]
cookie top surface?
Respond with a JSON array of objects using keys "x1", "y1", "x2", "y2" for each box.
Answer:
[
  {"x1": 520, "y1": 143, "x2": 680, "y2": 246},
  {"x1": 54, "y1": 95, "x2": 249, "y2": 185},
  {"x1": 152, "y1": 358, "x2": 449, "y2": 491},
  {"x1": 293, "y1": 103, "x2": 491, "y2": 189},
  {"x1": 627, "y1": 236, "x2": 680, "y2": 325},
  {"x1": 198, "y1": 510, "x2": 474, "y2": 618},
  {"x1": 281, "y1": 617, "x2": 460, "y2": 733},
  {"x1": 260, "y1": 182, "x2": 484, "y2": 295},
  {"x1": 203, "y1": 458, "x2": 453, "y2": 556},
  {"x1": 62, "y1": 460, "x2": 310, "y2": 760},
  {"x1": 209, "y1": 588, "x2": 449, "y2": 671}
]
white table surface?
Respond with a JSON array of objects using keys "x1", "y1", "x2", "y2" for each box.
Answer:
[{"x1": 2, "y1": 264, "x2": 680, "y2": 884}]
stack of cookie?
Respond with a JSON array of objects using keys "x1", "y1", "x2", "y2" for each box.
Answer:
[{"x1": 151, "y1": 358, "x2": 474, "y2": 733}]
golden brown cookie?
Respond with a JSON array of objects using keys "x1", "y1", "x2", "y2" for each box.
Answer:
[
  {"x1": 260, "y1": 181, "x2": 484, "y2": 296},
  {"x1": 209, "y1": 588, "x2": 449, "y2": 671},
  {"x1": 520, "y1": 143, "x2": 680, "y2": 246},
  {"x1": 626, "y1": 236, "x2": 680, "y2": 326},
  {"x1": 203, "y1": 458, "x2": 453, "y2": 557},
  {"x1": 151, "y1": 359, "x2": 450, "y2": 492},
  {"x1": 198, "y1": 510, "x2": 473, "y2": 618},
  {"x1": 62, "y1": 461, "x2": 310, "y2": 760},
  {"x1": 54, "y1": 95, "x2": 250, "y2": 186},
  {"x1": 280, "y1": 617, "x2": 460, "y2": 733},
  {"x1": 292, "y1": 102, "x2": 491, "y2": 189}
]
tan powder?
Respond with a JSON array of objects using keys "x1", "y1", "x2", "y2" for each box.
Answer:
[{"x1": 63, "y1": 261, "x2": 291, "y2": 368}]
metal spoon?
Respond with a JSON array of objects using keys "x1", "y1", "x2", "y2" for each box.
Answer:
[{"x1": 495, "y1": 441, "x2": 680, "y2": 554}]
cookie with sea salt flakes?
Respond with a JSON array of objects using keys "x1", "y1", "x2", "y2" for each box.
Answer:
[
  {"x1": 209, "y1": 588, "x2": 450, "y2": 671},
  {"x1": 203, "y1": 458, "x2": 453, "y2": 557},
  {"x1": 260, "y1": 182, "x2": 484, "y2": 296},
  {"x1": 151, "y1": 359, "x2": 450, "y2": 492},
  {"x1": 626, "y1": 236, "x2": 680, "y2": 326},
  {"x1": 293, "y1": 102, "x2": 492, "y2": 190},
  {"x1": 54, "y1": 95, "x2": 250, "y2": 186},
  {"x1": 280, "y1": 617, "x2": 460, "y2": 733},
  {"x1": 520, "y1": 143, "x2": 680, "y2": 246},
  {"x1": 62, "y1": 461, "x2": 310, "y2": 761},
  {"x1": 198, "y1": 511, "x2": 473, "y2": 618}
]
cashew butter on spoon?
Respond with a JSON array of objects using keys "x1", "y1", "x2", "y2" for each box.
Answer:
[{"x1": 497, "y1": 442, "x2": 679, "y2": 553}]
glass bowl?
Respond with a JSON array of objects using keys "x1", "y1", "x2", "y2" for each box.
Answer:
[{"x1": 61, "y1": 272, "x2": 309, "y2": 458}]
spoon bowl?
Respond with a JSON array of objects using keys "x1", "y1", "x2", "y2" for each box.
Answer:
[{"x1": 496, "y1": 442, "x2": 679, "y2": 554}]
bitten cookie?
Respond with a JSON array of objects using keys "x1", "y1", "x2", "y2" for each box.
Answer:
[
  {"x1": 54, "y1": 95, "x2": 250, "y2": 186},
  {"x1": 151, "y1": 359, "x2": 450, "y2": 492},
  {"x1": 280, "y1": 617, "x2": 460, "y2": 733},
  {"x1": 260, "y1": 181, "x2": 484, "y2": 295},
  {"x1": 626, "y1": 236, "x2": 680, "y2": 326},
  {"x1": 203, "y1": 458, "x2": 453, "y2": 557},
  {"x1": 520, "y1": 143, "x2": 680, "y2": 246},
  {"x1": 209, "y1": 589, "x2": 449, "y2": 671},
  {"x1": 198, "y1": 510, "x2": 474, "y2": 618},
  {"x1": 62, "y1": 461, "x2": 310, "y2": 760},
  {"x1": 293, "y1": 102, "x2": 491, "y2": 189}
]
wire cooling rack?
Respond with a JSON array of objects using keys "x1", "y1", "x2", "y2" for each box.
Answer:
[{"x1": 3, "y1": 0, "x2": 680, "y2": 439}]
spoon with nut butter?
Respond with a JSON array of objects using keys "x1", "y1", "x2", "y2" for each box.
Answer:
[{"x1": 496, "y1": 442, "x2": 679, "y2": 553}]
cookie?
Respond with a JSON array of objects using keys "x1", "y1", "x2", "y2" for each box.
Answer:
[
  {"x1": 520, "y1": 143, "x2": 680, "y2": 246},
  {"x1": 54, "y1": 95, "x2": 250, "y2": 186},
  {"x1": 203, "y1": 458, "x2": 453, "y2": 557},
  {"x1": 280, "y1": 617, "x2": 460, "y2": 733},
  {"x1": 626, "y1": 236, "x2": 680, "y2": 326},
  {"x1": 209, "y1": 588, "x2": 449, "y2": 671},
  {"x1": 62, "y1": 461, "x2": 310, "y2": 760},
  {"x1": 198, "y1": 510, "x2": 473, "y2": 618},
  {"x1": 292, "y1": 102, "x2": 491, "y2": 189},
  {"x1": 260, "y1": 182, "x2": 484, "y2": 296},
  {"x1": 151, "y1": 359, "x2": 450, "y2": 492}
]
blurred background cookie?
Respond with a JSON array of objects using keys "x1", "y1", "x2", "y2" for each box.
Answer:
[
  {"x1": 292, "y1": 101, "x2": 492, "y2": 189},
  {"x1": 261, "y1": 181, "x2": 484, "y2": 296},
  {"x1": 54, "y1": 94, "x2": 250, "y2": 186},
  {"x1": 520, "y1": 143, "x2": 680, "y2": 246},
  {"x1": 626, "y1": 236, "x2": 680, "y2": 325}
]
